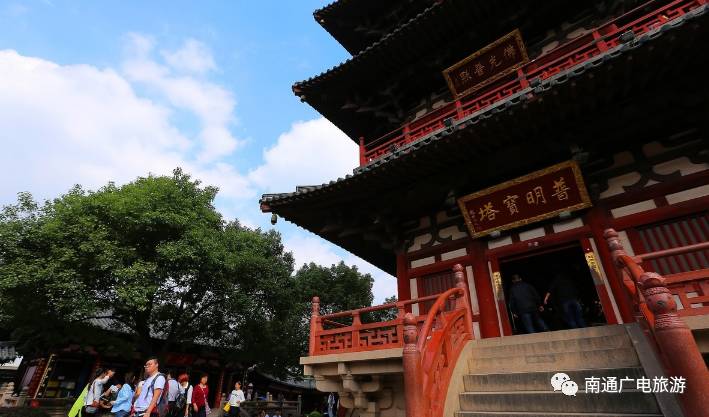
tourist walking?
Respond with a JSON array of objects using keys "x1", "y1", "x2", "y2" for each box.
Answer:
[
  {"x1": 166, "y1": 371, "x2": 180, "y2": 416},
  {"x1": 133, "y1": 357, "x2": 166, "y2": 417},
  {"x1": 508, "y1": 274, "x2": 549, "y2": 334},
  {"x1": 176, "y1": 374, "x2": 192, "y2": 417},
  {"x1": 192, "y1": 374, "x2": 210, "y2": 417},
  {"x1": 111, "y1": 373, "x2": 136, "y2": 417},
  {"x1": 545, "y1": 273, "x2": 587, "y2": 328}
]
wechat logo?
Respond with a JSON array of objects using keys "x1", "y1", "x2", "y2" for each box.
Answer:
[{"x1": 551, "y1": 372, "x2": 579, "y2": 396}]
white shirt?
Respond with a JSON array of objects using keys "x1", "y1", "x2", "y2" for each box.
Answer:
[
  {"x1": 228, "y1": 389, "x2": 245, "y2": 406},
  {"x1": 186, "y1": 385, "x2": 193, "y2": 404},
  {"x1": 167, "y1": 379, "x2": 180, "y2": 401},
  {"x1": 134, "y1": 373, "x2": 166, "y2": 412},
  {"x1": 84, "y1": 376, "x2": 109, "y2": 407}
]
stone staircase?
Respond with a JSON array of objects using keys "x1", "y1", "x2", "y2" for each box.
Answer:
[{"x1": 454, "y1": 325, "x2": 672, "y2": 417}]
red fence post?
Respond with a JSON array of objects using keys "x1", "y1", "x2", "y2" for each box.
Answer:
[
  {"x1": 403, "y1": 313, "x2": 423, "y2": 417},
  {"x1": 310, "y1": 296, "x2": 320, "y2": 356},
  {"x1": 605, "y1": 229, "x2": 709, "y2": 417},
  {"x1": 358, "y1": 137, "x2": 366, "y2": 166},
  {"x1": 352, "y1": 311, "x2": 361, "y2": 353},
  {"x1": 453, "y1": 264, "x2": 474, "y2": 337}
]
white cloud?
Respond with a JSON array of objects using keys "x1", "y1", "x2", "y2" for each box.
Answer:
[
  {"x1": 122, "y1": 33, "x2": 241, "y2": 163},
  {"x1": 0, "y1": 48, "x2": 253, "y2": 206},
  {"x1": 0, "y1": 39, "x2": 395, "y2": 307},
  {"x1": 249, "y1": 118, "x2": 358, "y2": 193},
  {"x1": 250, "y1": 118, "x2": 397, "y2": 302},
  {"x1": 285, "y1": 234, "x2": 342, "y2": 269},
  {"x1": 161, "y1": 39, "x2": 216, "y2": 74}
]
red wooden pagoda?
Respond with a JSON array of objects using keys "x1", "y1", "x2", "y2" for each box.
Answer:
[{"x1": 262, "y1": 1, "x2": 709, "y2": 416}]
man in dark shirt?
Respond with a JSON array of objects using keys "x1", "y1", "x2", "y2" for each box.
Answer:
[
  {"x1": 508, "y1": 274, "x2": 548, "y2": 333},
  {"x1": 545, "y1": 273, "x2": 587, "y2": 328}
]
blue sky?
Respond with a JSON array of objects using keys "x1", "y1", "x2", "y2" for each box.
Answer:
[{"x1": 0, "y1": 0, "x2": 398, "y2": 302}]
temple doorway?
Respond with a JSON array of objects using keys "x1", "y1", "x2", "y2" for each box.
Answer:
[{"x1": 499, "y1": 243, "x2": 607, "y2": 334}]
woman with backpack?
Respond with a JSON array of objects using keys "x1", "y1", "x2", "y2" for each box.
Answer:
[{"x1": 176, "y1": 374, "x2": 191, "y2": 417}]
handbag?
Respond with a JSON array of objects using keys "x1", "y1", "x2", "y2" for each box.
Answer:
[
  {"x1": 199, "y1": 385, "x2": 211, "y2": 415},
  {"x1": 223, "y1": 402, "x2": 231, "y2": 412}
]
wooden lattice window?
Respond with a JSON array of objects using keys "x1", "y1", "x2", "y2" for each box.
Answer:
[
  {"x1": 634, "y1": 212, "x2": 709, "y2": 275},
  {"x1": 419, "y1": 270, "x2": 456, "y2": 314}
]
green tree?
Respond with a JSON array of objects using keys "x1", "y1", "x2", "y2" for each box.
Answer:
[
  {"x1": 0, "y1": 169, "x2": 381, "y2": 376},
  {"x1": 0, "y1": 170, "x2": 289, "y2": 364},
  {"x1": 293, "y1": 262, "x2": 375, "y2": 316}
]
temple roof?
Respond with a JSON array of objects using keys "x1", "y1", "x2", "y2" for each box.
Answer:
[
  {"x1": 296, "y1": 0, "x2": 641, "y2": 143},
  {"x1": 313, "y1": 0, "x2": 434, "y2": 55},
  {"x1": 263, "y1": 8, "x2": 709, "y2": 274}
]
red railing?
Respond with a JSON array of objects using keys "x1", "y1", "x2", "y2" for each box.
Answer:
[
  {"x1": 360, "y1": 0, "x2": 704, "y2": 165},
  {"x1": 309, "y1": 289, "x2": 452, "y2": 355},
  {"x1": 605, "y1": 229, "x2": 709, "y2": 417},
  {"x1": 308, "y1": 264, "x2": 474, "y2": 417},
  {"x1": 403, "y1": 264, "x2": 474, "y2": 417}
]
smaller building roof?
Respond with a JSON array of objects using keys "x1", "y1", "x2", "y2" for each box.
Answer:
[{"x1": 0, "y1": 342, "x2": 17, "y2": 364}]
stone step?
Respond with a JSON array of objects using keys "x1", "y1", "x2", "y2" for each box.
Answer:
[
  {"x1": 470, "y1": 334, "x2": 632, "y2": 359},
  {"x1": 455, "y1": 412, "x2": 663, "y2": 417},
  {"x1": 468, "y1": 347, "x2": 639, "y2": 373},
  {"x1": 463, "y1": 367, "x2": 646, "y2": 392},
  {"x1": 458, "y1": 390, "x2": 660, "y2": 414},
  {"x1": 471, "y1": 325, "x2": 627, "y2": 348}
]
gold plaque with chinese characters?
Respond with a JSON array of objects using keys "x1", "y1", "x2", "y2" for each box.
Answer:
[
  {"x1": 457, "y1": 161, "x2": 592, "y2": 238},
  {"x1": 443, "y1": 29, "x2": 529, "y2": 99}
]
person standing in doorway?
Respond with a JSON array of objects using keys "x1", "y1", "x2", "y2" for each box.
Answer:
[
  {"x1": 545, "y1": 273, "x2": 587, "y2": 328},
  {"x1": 191, "y1": 374, "x2": 209, "y2": 417},
  {"x1": 133, "y1": 357, "x2": 166, "y2": 417},
  {"x1": 509, "y1": 274, "x2": 549, "y2": 333}
]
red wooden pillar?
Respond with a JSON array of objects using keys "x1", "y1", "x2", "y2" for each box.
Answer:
[
  {"x1": 489, "y1": 257, "x2": 513, "y2": 336},
  {"x1": 579, "y1": 237, "x2": 618, "y2": 325},
  {"x1": 586, "y1": 206, "x2": 635, "y2": 323},
  {"x1": 396, "y1": 252, "x2": 412, "y2": 313},
  {"x1": 213, "y1": 369, "x2": 225, "y2": 409},
  {"x1": 468, "y1": 241, "x2": 500, "y2": 337}
]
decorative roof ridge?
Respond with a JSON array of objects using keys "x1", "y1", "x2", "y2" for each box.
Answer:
[
  {"x1": 293, "y1": 1, "x2": 444, "y2": 96},
  {"x1": 313, "y1": 0, "x2": 352, "y2": 22}
]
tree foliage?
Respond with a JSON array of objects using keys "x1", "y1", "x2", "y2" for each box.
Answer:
[{"x1": 0, "y1": 169, "x2": 381, "y2": 375}]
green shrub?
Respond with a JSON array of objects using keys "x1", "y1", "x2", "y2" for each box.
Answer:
[{"x1": 306, "y1": 412, "x2": 323, "y2": 417}]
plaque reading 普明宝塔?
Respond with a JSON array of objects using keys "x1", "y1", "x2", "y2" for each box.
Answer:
[
  {"x1": 457, "y1": 161, "x2": 592, "y2": 238},
  {"x1": 443, "y1": 29, "x2": 529, "y2": 99}
]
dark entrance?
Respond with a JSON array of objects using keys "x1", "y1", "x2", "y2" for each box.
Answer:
[{"x1": 499, "y1": 243, "x2": 607, "y2": 334}]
